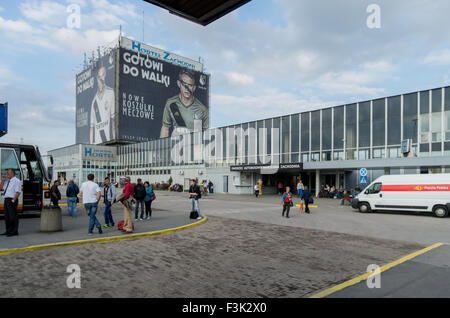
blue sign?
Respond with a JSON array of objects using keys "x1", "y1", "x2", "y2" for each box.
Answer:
[
  {"x1": 360, "y1": 168, "x2": 368, "y2": 177},
  {"x1": 0, "y1": 102, "x2": 7, "y2": 137},
  {"x1": 360, "y1": 176, "x2": 368, "y2": 184}
]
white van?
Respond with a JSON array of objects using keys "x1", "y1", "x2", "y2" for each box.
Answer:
[{"x1": 352, "y1": 173, "x2": 450, "y2": 218}]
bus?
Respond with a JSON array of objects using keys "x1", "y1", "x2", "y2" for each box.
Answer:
[{"x1": 0, "y1": 143, "x2": 51, "y2": 214}]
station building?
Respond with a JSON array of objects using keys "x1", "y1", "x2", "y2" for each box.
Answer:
[{"x1": 50, "y1": 85, "x2": 450, "y2": 195}]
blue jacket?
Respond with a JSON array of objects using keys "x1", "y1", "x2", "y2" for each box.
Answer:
[
  {"x1": 144, "y1": 186, "x2": 154, "y2": 202},
  {"x1": 66, "y1": 183, "x2": 79, "y2": 198},
  {"x1": 282, "y1": 192, "x2": 293, "y2": 204},
  {"x1": 302, "y1": 189, "x2": 312, "y2": 201}
]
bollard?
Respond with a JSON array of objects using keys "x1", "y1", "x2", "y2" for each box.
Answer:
[{"x1": 40, "y1": 207, "x2": 63, "y2": 232}]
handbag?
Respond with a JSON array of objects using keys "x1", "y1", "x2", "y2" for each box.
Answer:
[
  {"x1": 309, "y1": 197, "x2": 314, "y2": 204},
  {"x1": 150, "y1": 194, "x2": 156, "y2": 201}
]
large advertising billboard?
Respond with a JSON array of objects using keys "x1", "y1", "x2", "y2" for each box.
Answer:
[
  {"x1": 76, "y1": 51, "x2": 117, "y2": 144},
  {"x1": 118, "y1": 48, "x2": 210, "y2": 142}
]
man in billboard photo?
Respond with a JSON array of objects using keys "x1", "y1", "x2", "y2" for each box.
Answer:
[
  {"x1": 90, "y1": 64, "x2": 115, "y2": 144},
  {"x1": 160, "y1": 69, "x2": 209, "y2": 138}
]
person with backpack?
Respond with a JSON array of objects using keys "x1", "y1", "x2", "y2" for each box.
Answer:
[
  {"x1": 301, "y1": 185, "x2": 312, "y2": 214},
  {"x1": 66, "y1": 179, "x2": 79, "y2": 217},
  {"x1": 134, "y1": 178, "x2": 146, "y2": 221},
  {"x1": 189, "y1": 179, "x2": 202, "y2": 220},
  {"x1": 103, "y1": 177, "x2": 116, "y2": 228},
  {"x1": 282, "y1": 186, "x2": 294, "y2": 218},
  {"x1": 144, "y1": 181, "x2": 155, "y2": 220}
]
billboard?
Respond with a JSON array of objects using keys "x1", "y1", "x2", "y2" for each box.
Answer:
[
  {"x1": 76, "y1": 51, "x2": 117, "y2": 144},
  {"x1": 118, "y1": 47, "x2": 210, "y2": 142}
]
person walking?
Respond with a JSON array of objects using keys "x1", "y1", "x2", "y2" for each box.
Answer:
[
  {"x1": 282, "y1": 186, "x2": 293, "y2": 218},
  {"x1": 208, "y1": 180, "x2": 214, "y2": 194},
  {"x1": 189, "y1": 179, "x2": 203, "y2": 220},
  {"x1": 301, "y1": 185, "x2": 312, "y2": 214},
  {"x1": 50, "y1": 180, "x2": 61, "y2": 208},
  {"x1": 122, "y1": 177, "x2": 134, "y2": 234},
  {"x1": 103, "y1": 177, "x2": 116, "y2": 228},
  {"x1": 134, "y1": 178, "x2": 146, "y2": 221},
  {"x1": 296, "y1": 179, "x2": 304, "y2": 198},
  {"x1": 0, "y1": 169, "x2": 22, "y2": 237},
  {"x1": 66, "y1": 180, "x2": 79, "y2": 217},
  {"x1": 144, "y1": 181, "x2": 155, "y2": 220},
  {"x1": 254, "y1": 183, "x2": 260, "y2": 198},
  {"x1": 79, "y1": 174, "x2": 103, "y2": 235}
]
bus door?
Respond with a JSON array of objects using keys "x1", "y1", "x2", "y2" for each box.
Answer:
[
  {"x1": 0, "y1": 148, "x2": 23, "y2": 212},
  {"x1": 19, "y1": 148, "x2": 45, "y2": 211}
]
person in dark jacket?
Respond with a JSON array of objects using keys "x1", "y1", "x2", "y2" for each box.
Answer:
[
  {"x1": 189, "y1": 179, "x2": 202, "y2": 220},
  {"x1": 50, "y1": 180, "x2": 61, "y2": 209},
  {"x1": 301, "y1": 185, "x2": 312, "y2": 214},
  {"x1": 134, "y1": 178, "x2": 146, "y2": 221},
  {"x1": 66, "y1": 180, "x2": 79, "y2": 217},
  {"x1": 281, "y1": 186, "x2": 293, "y2": 218}
]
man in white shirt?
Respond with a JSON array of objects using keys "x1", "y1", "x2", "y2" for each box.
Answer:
[
  {"x1": 0, "y1": 169, "x2": 22, "y2": 237},
  {"x1": 89, "y1": 66, "x2": 115, "y2": 144},
  {"x1": 79, "y1": 174, "x2": 103, "y2": 235}
]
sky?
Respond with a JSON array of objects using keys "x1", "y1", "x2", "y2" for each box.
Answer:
[{"x1": 0, "y1": 0, "x2": 450, "y2": 154}]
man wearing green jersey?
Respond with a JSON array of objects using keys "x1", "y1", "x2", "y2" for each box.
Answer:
[{"x1": 160, "y1": 69, "x2": 209, "y2": 138}]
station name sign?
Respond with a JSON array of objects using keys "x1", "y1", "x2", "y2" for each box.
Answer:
[{"x1": 230, "y1": 163, "x2": 303, "y2": 172}]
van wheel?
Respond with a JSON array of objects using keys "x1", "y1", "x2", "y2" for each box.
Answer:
[
  {"x1": 359, "y1": 202, "x2": 371, "y2": 213},
  {"x1": 432, "y1": 206, "x2": 448, "y2": 218}
]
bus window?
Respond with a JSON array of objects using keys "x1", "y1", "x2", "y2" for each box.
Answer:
[{"x1": 1, "y1": 149, "x2": 21, "y2": 179}]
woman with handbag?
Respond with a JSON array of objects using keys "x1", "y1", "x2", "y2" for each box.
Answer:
[
  {"x1": 282, "y1": 186, "x2": 294, "y2": 218},
  {"x1": 144, "y1": 181, "x2": 155, "y2": 220}
]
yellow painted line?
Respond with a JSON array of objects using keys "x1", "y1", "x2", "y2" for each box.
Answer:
[
  {"x1": 310, "y1": 242, "x2": 446, "y2": 298},
  {"x1": 0, "y1": 216, "x2": 208, "y2": 257},
  {"x1": 295, "y1": 204, "x2": 318, "y2": 208}
]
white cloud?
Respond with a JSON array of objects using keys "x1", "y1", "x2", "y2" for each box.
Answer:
[
  {"x1": 51, "y1": 28, "x2": 120, "y2": 54},
  {"x1": 424, "y1": 50, "x2": 450, "y2": 65},
  {"x1": 20, "y1": 1, "x2": 67, "y2": 26},
  {"x1": 224, "y1": 72, "x2": 255, "y2": 86}
]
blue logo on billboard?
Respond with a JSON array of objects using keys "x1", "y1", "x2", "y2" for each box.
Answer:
[
  {"x1": 85, "y1": 147, "x2": 92, "y2": 157},
  {"x1": 131, "y1": 40, "x2": 197, "y2": 70},
  {"x1": 84, "y1": 146, "x2": 114, "y2": 159}
]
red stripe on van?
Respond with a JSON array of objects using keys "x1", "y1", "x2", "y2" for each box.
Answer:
[{"x1": 381, "y1": 185, "x2": 450, "y2": 192}]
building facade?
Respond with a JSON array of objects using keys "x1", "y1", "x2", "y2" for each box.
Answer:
[{"x1": 50, "y1": 86, "x2": 450, "y2": 194}]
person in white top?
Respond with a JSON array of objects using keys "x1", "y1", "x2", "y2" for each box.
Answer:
[
  {"x1": 254, "y1": 183, "x2": 260, "y2": 198},
  {"x1": 89, "y1": 66, "x2": 115, "y2": 144},
  {"x1": 0, "y1": 169, "x2": 22, "y2": 237},
  {"x1": 79, "y1": 174, "x2": 103, "y2": 235},
  {"x1": 297, "y1": 180, "x2": 304, "y2": 198}
]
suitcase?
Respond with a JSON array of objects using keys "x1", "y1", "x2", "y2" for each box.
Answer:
[{"x1": 189, "y1": 211, "x2": 198, "y2": 219}]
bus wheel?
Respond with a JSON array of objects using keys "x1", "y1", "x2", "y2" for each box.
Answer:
[
  {"x1": 432, "y1": 205, "x2": 448, "y2": 218},
  {"x1": 359, "y1": 202, "x2": 371, "y2": 213}
]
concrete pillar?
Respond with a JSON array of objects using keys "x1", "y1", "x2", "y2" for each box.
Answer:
[
  {"x1": 40, "y1": 208, "x2": 63, "y2": 232},
  {"x1": 315, "y1": 169, "x2": 320, "y2": 197},
  {"x1": 336, "y1": 172, "x2": 340, "y2": 188}
]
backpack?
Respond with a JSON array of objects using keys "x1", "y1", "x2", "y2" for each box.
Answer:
[{"x1": 134, "y1": 184, "x2": 146, "y2": 200}]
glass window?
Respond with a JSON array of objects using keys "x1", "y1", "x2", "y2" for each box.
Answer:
[
  {"x1": 273, "y1": 118, "x2": 280, "y2": 161},
  {"x1": 445, "y1": 111, "x2": 450, "y2": 141},
  {"x1": 322, "y1": 109, "x2": 332, "y2": 150},
  {"x1": 281, "y1": 116, "x2": 290, "y2": 163},
  {"x1": 445, "y1": 86, "x2": 450, "y2": 111},
  {"x1": 265, "y1": 119, "x2": 272, "y2": 156},
  {"x1": 366, "y1": 182, "x2": 382, "y2": 194},
  {"x1": 291, "y1": 114, "x2": 299, "y2": 155},
  {"x1": 333, "y1": 151, "x2": 344, "y2": 160},
  {"x1": 301, "y1": 113, "x2": 309, "y2": 152},
  {"x1": 311, "y1": 152, "x2": 320, "y2": 161},
  {"x1": 387, "y1": 96, "x2": 401, "y2": 145},
  {"x1": 1, "y1": 149, "x2": 21, "y2": 178},
  {"x1": 257, "y1": 120, "x2": 265, "y2": 164},
  {"x1": 372, "y1": 98, "x2": 385, "y2": 147},
  {"x1": 372, "y1": 148, "x2": 385, "y2": 159},
  {"x1": 346, "y1": 104, "x2": 357, "y2": 149},
  {"x1": 333, "y1": 106, "x2": 344, "y2": 150},
  {"x1": 311, "y1": 111, "x2": 320, "y2": 151},
  {"x1": 403, "y1": 93, "x2": 418, "y2": 143},
  {"x1": 322, "y1": 151, "x2": 331, "y2": 161},
  {"x1": 359, "y1": 102, "x2": 370, "y2": 148}
]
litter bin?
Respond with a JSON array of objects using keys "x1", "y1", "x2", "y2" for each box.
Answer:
[{"x1": 40, "y1": 207, "x2": 63, "y2": 232}]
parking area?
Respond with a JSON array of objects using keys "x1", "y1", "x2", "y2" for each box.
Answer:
[{"x1": 1, "y1": 191, "x2": 448, "y2": 297}]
